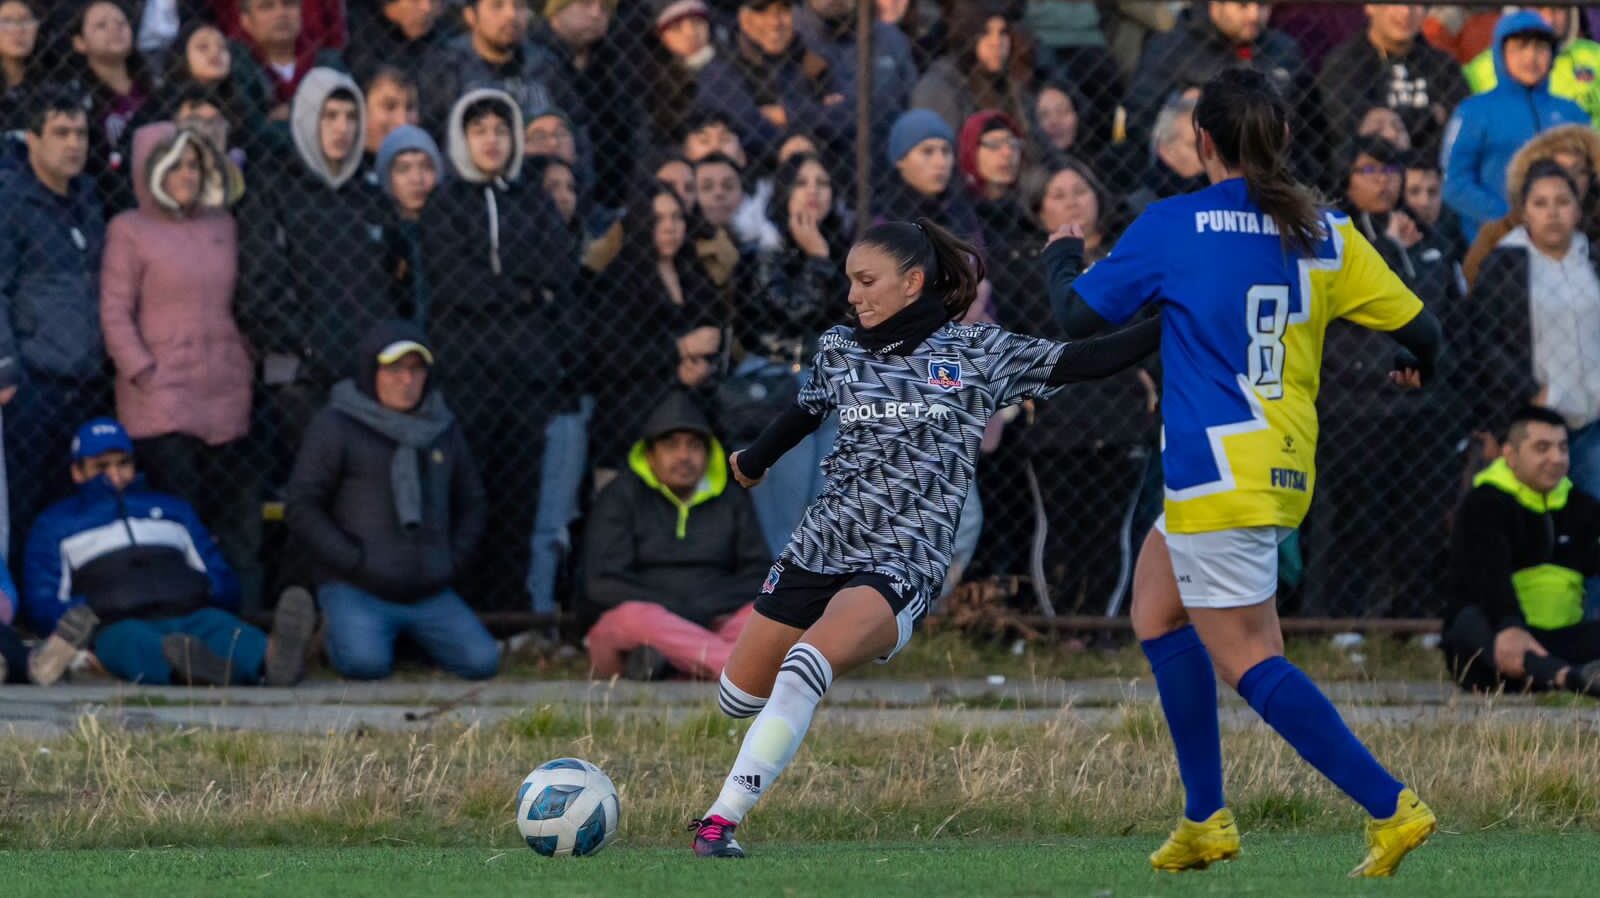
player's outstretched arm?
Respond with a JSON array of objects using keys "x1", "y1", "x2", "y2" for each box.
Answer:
[
  {"x1": 1046, "y1": 316, "x2": 1162, "y2": 386},
  {"x1": 1386, "y1": 307, "x2": 1443, "y2": 390},
  {"x1": 730, "y1": 404, "x2": 824, "y2": 488}
]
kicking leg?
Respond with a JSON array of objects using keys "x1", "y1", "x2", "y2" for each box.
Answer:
[
  {"x1": 694, "y1": 587, "x2": 899, "y2": 857},
  {"x1": 1135, "y1": 527, "x2": 1235, "y2": 872}
]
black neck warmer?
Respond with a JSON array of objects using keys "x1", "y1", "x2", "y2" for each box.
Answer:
[{"x1": 854, "y1": 292, "x2": 951, "y2": 355}]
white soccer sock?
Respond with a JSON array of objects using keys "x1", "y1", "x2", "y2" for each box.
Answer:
[
  {"x1": 717, "y1": 670, "x2": 767, "y2": 719},
  {"x1": 706, "y1": 643, "x2": 833, "y2": 824}
]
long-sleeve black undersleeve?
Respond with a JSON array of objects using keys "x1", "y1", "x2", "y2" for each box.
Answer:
[
  {"x1": 1390, "y1": 306, "x2": 1443, "y2": 384},
  {"x1": 1046, "y1": 316, "x2": 1162, "y2": 386},
  {"x1": 736, "y1": 403, "x2": 823, "y2": 481},
  {"x1": 1044, "y1": 236, "x2": 1117, "y2": 339}
]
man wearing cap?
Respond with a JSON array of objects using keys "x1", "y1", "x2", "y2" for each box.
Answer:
[
  {"x1": 581, "y1": 390, "x2": 769, "y2": 681},
  {"x1": 20, "y1": 418, "x2": 315, "y2": 686},
  {"x1": 1443, "y1": 9, "x2": 1591, "y2": 240},
  {"x1": 643, "y1": 0, "x2": 716, "y2": 151},
  {"x1": 695, "y1": 0, "x2": 851, "y2": 163},
  {"x1": 287, "y1": 320, "x2": 500, "y2": 681}
]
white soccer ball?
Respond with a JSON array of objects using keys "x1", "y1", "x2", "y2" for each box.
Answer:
[{"x1": 515, "y1": 758, "x2": 620, "y2": 857}]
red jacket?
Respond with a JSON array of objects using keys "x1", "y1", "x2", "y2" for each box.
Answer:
[{"x1": 210, "y1": 0, "x2": 346, "y2": 50}]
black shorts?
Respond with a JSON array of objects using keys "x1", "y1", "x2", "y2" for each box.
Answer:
[{"x1": 752, "y1": 559, "x2": 930, "y2": 659}]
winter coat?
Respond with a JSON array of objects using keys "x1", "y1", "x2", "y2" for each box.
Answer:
[
  {"x1": 417, "y1": 89, "x2": 580, "y2": 394},
  {"x1": 1123, "y1": 8, "x2": 1312, "y2": 176},
  {"x1": 1462, "y1": 124, "x2": 1600, "y2": 288},
  {"x1": 286, "y1": 321, "x2": 486, "y2": 603},
  {"x1": 581, "y1": 391, "x2": 769, "y2": 628},
  {"x1": 235, "y1": 68, "x2": 393, "y2": 385},
  {"x1": 872, "y1": 177, "x2": 983, "y2": 248},
  {"x1": 794, "y1": 6, "x2": 918, "y2": 152},
  {"x1": 1317, "y1": 31, "x2": 1469, "y2": 156},
  {"x1": 0, "y1": 165, "x2": 106, "y2": 388},
  {"x1": 1442, "y1": 12, "x2": 1592, "y2": 241},
  {"x1": 344, "y1": 5, "x2": 440, "y2": 83},
  {"x1": 736, "y1": 235, "x2": 848, "y2": 366},
  {"x1": 695, "y1": 34, "x2": 851, "y2": 163},
  {"x1": 529, "y1": 21, "x2": 631, "y2": 210},
  {"x1": 1465, "y1": 32, "x2": 1600, "y2": 124},
  {"x1": 416, "y1": 32, "x2": 577, "y2": 139},
  {"x1": 911, "y1": 56, "x2": 1031, "y2": 137},
  {"x1": 1469, "y1": 231, "x2": 1600, "y2": 433},
  {"x1": 23, "y1": 473, "x2": 238, "y2": 634},
  {"x1": 101, "y1": 123, "x2": 251, "y2": 446}
]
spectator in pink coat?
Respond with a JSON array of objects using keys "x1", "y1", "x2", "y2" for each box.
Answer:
[{"x1": 100, "y1": 121, "x2": 265, "y2": 609}]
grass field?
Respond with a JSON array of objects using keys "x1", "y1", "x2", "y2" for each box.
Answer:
[{"x1": 5, "y1": 835, "x2": 1597, "y2": 897}]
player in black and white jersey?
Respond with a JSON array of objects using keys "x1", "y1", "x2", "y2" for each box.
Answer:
[{"x1": 688, "y1": 218, "x2": 1160, "y2": 858}]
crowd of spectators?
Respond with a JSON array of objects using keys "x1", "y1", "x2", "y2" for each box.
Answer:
[{"x1": 1, "y1": 1, "x2": 1599, "y2": 690}]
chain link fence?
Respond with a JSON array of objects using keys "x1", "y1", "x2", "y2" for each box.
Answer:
[{"x1": 0, "y1": 0, "x2": 1592, "y2": 634}]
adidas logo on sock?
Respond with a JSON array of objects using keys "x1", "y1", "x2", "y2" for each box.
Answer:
[{"x1": 732, "y1": 774, "x2": 762, "y2": 793}]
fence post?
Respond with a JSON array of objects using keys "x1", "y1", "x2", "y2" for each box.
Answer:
[{"x1": 854, "y1": 0, "x2": 875, "y2": 241}]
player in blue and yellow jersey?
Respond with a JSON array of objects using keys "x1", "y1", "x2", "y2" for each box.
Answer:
[{"x1": 1048, "y1": 68, "x2": 1442, "y2": 878}]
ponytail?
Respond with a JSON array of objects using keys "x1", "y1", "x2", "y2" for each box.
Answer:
[
  {"x1": 855, "y1": 218, "x2": 984, "y2": 321},
  {"x1": 1195, "y1": 68, "x2": 1324, "y2": 255}
]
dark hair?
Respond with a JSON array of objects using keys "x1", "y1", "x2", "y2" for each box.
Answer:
[
  {"x1": 461, "y1": 96, "x2": 512, "y2": 130},
  {"x1": 622, "y1": 185, "x2": 692, "y2": 262},
  {"x1": 767, "y1": 151, "x2": 838, "y2": 237},
  {"x1": 26, "y1": 84, "x2": 87, "y2": 135},
  {"x1": 856, "y1": 218, "x2": 983, "y2": 321},
  {"x1": 1345, "y1": 134, "x2": 1404, "y2": 171},
  {"x1": 678, "y1": 107, "x2": 738, "y2": 145},
  {"x1": 1027, "y1": 154, "x2": 1119, "y2": 241},
  {"x1": 1520, "y1": 158, "x2": 1581, "y2": 206},
  {"x1": 1194, "y1": 68, "x2": 1323, "y2": 254},
  {"x1": 693, "y1": 151, "x2": 744, "y2": 180},
  {"x1": 72, "y1": 1, "x2": 153, "y2": 95},
  {"x1": 364, "y1": 65, "x2": 416, "y2": 98},
  {"x1": 1404, "y1": 153, "x2": 1441, "y2": 176},
  {"x1": 1506, "y1": 405, "x2": 1569, "y2": 444}
]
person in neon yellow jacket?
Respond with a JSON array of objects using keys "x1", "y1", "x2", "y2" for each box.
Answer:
[{"x1": 1464, "y1": 6, "x2": 1600, "y2": 124}]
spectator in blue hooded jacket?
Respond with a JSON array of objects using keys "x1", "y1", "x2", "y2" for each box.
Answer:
[
  {"x1": 22, "y1": 418, "x2": 315, "y2": 687},
  {"x1": 1443, "y1": 10, "x2": 1590, "y2": 242}
]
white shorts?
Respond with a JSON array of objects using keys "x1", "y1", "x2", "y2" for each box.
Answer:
[{"x1": 1154, "y1": 514, "x2": 1294, "y2": 609}]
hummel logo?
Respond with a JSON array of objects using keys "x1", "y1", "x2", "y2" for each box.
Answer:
[{"x1": 732, "y1": 774, "x2": 762, "y2": 794}]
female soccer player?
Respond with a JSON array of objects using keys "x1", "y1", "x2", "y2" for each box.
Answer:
[
  {"x1": 688, "y1": 218, "x2": 1161, "y2": 858},
  {"x1": 1050, "y1": 68, "x2": 1443, "y2": 877}
]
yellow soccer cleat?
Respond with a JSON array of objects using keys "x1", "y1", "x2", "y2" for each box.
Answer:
[
  {"x1": 1149, "y1": 808, "x2": 1241, "y2": 872},
  {"x1": 1349, "y1": 788, "x2": 1437, "y2": 878}
]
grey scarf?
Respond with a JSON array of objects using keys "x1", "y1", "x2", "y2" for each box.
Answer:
[{"x1": 330, "y1": 380, "x2": 454, "y2": 530}]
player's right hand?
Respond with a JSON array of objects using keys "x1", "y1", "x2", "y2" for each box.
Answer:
[{"x1": 729, "y1": 451, "x2": 764, "y2": 489}]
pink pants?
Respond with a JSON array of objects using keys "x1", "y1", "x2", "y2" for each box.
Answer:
[{"x1": 586, "y1": 602, "x2": 755, "y2": 680}]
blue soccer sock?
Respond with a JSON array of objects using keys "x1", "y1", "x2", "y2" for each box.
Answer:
[
  {"x1": 1236, "y1": 656, "x2": 1405, "y2": 819},
  {"x1": 1141, "y1": 625, "x2": 1226, "y2": 822}
]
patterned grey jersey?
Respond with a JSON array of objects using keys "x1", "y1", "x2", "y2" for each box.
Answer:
[{"x1": 783, "y1": 322, "x2": 1068, "y2": 600}]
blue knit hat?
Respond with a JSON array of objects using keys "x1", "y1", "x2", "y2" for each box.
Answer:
[
  {"x1": 376, "y1": 125, "x2": 444, "y2": 199},
  {"x1": 888, "y1": 109, "x2": 955, "y2": 165}
]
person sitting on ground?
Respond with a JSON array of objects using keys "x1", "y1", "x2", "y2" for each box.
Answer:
[
  {"x1": 1443, "y1": 406, "x2": 1600, "y2": 696},
  {"x1": 21, "y1": 418, "x2": 314, "y2": 687},
  {"x1": 286, "y1": 321, "x2": 500, "y2": 682},
  {"x1": 581, "y1": 390, "x2": 769, "y2": 680}
]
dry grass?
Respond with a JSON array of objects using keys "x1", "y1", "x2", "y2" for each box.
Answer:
[{"x1": 2, "y1": 694, "x2": 1596, "y2": 850}]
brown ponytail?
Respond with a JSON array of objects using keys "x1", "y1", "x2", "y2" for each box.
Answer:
[
  {"x1": 855, "y1": 218, "x2": 984, "y2": 321},
  {"x1": 1195, "y1": 68, "x2": 1324, "y2": 255}
]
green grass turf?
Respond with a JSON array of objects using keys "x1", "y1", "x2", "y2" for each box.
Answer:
[{"x1": 6, "y1": 834, "x2": 1596, "y2": 897}]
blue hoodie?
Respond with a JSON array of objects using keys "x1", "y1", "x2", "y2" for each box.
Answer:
[{"x1": 1442, "y1": 11, "x2": 1591, "y2": 240}]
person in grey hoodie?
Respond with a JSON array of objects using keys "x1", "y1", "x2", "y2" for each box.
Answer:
[
  {"x1": 0, "y1": 86, "x2": 110, "y2": 560},
  {"x1": 236, "y1": 67, "x2": 394, "y2": 468},
  {"x1": 418, "y1": 87, "x2": 579, "y2": 610},
  {"x1": 286, "y1": 319, "x2": 498, "y2": 681}
]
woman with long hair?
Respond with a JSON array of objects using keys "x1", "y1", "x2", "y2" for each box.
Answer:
[
  {"x1": 0, "y1": 0, "x2": 41, "y2": 133},
  {"x1": 686, "y1": 217, "x2": 1159, "y2": 857},
  {"x1": 1054, "y1": 67, "x2": 1443, "y2": 877},
  {"x1": 69, "y1": 0, "x2": 154, "y2": 210}
]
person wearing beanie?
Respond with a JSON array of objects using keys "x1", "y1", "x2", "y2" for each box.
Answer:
[
  {"x1": 287, "y1": 321, "x2": 500, "y2": 681},
  {"x1": 693, "y1": 0, "x2": 851, "y2": 164},
  {"x1": 645, "y1": 0, "x2": 716, "y2": 147},
  {"x1": 876, "y1": 108, "x2": 981, "y2": 248},
  {"x1": 376, "y1": 124, "x2": 442, "y2": 324}
]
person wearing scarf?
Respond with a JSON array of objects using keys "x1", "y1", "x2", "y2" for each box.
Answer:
[{"x1": 286, "y1": 320, "x2": 501, "y2": 682}]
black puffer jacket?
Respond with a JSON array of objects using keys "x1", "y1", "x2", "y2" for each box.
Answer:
[{"x1": 286, "y1": 321, "x2": 486, "y2": 602}]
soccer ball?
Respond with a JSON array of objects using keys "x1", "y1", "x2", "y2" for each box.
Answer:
[{"x1": 515, "y1": 758, "x2": 620, "y2": 857}]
